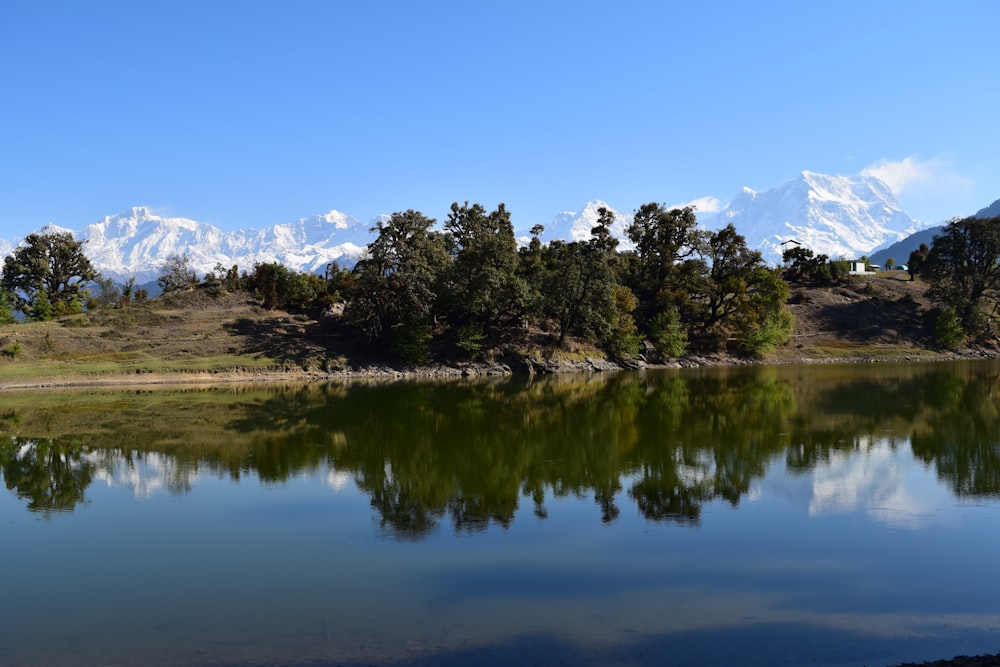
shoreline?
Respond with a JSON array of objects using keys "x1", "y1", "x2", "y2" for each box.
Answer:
[{"x1": 3, "y1": 345, "x2": 999, "y2": 392}]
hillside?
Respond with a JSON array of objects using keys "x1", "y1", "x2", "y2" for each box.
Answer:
[{"x1": 0, "y1": 275, "x2": 996, "y2": 390}]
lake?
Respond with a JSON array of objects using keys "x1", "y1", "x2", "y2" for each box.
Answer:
[{"x1": 2, "y1": 362, "x2": 1000, "y2": 666}]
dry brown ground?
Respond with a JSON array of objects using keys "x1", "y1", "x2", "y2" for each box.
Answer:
[
  {"x1": 768, "y1": 271, "x2": 999, "y2": 364},
  {"x1": 0, "y1": 273, "x2": 996, "y2": 391},
  {"x1": 0, "y1": 287, "x2": 356, "y2": 389}
]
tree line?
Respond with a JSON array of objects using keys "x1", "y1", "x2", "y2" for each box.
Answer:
[
  {"x1": 4, "y1": 207, "x2": 1000, "y2": 360},
  {"x1": 337, "y1": 201, "x2": 794, "y2": 361}
]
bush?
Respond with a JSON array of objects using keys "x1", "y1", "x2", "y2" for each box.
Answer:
[
  {"x1": 740, "y1": 310, "x2": 794, "y2": 357},
  {"x1": 390, "y1": 321, "x2": 433, "y2": 364},
  {"x1": 650, "y1": 307, "x2": 688, "y2": 359},
  {"x1": 604, "y1": 285, "x2": 642, "y2": 360},
  {"x1": 454, "y1": 322, "x2": 486, "y2": 355},
  {"x1": 2, "y1": 341, "x2": 22, "y2": 358},
  {"x1": 932, "y1": 308, "x2": 965, "y2": 350}
]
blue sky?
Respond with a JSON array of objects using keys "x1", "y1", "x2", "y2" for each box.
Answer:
[{"x1": 1, "y1": 1, "x2": 997, "y2": 240}]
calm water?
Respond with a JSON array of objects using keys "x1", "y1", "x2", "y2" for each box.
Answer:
[{"x1": 2, "y1": 363, "x2": 1000, "y2": 666}]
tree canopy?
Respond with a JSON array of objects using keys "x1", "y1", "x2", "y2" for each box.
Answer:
[
  {"x1": 924, "y1": 216, "x2": 1000, "y2": 337},
  {"x1": 344, "y1": 209, "x2": 449, "y2": 361},
  {"x1": 0, "y1": 231, "x2": 99, "y2": 320}
]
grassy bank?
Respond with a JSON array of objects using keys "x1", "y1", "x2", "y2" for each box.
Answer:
[{"x1": 1, "y1": 275, "x2": 996, "y2": 390}]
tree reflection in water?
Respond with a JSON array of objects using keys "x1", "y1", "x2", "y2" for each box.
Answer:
[
  {"x1": 3, "y1": 362, "x2": 1000, "y2": 531},
  {"x1": 0, "y1": 437, "x2": 95, "y2": 516}
]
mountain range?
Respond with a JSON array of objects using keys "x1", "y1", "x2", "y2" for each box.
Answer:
[{"x1": 0, "y1": 171, "x2": 977, "y2": 284}]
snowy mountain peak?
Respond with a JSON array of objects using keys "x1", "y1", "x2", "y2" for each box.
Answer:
[
  {"x1": 536, "y1": 200, "x2": 634, "y2": 249},
  {"x1": 61, "y1": 207, "x2": 370, "y2": 284},
  {"x1": 700, "y1": 171, "x2": 931, "y2": 263},
  {"x1": 38, "y1": 223, "x2": 76, "y2": 236},
  {"x1": 0, "y1": 170, "x2": 949, "y2": 285},
  {"x1": 311, "y1": 210, "x2": 358, "y2": 229}
]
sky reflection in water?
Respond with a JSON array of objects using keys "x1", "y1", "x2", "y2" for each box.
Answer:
[{"x1": 2, "y1": 362, "x2": 1000, "y2": 667}]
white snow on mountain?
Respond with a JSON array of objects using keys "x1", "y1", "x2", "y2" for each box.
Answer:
[
  {"x1": 0, "y1": 170, "x2": 942, "y2": 283},
  {"x1": 698, "y1": 171, "x2": 931, "y2": 264},
  {"x1": 76, "y1": 206, "x2": 372, "y2": 283},
  {"x1": 526, "y1": 200, "x2": 635, "y2": 251}
]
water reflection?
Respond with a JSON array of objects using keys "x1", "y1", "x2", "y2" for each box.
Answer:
[
  {"x1": 3, "y1": 362, "x2": 1000, "y2": 531},
  {"x1": 0, "y1": 438, "x2": 94, "y2": 515}
]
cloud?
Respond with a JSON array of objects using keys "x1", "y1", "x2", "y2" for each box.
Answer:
[
  {"x1": 671, "y1": 196, "x2": 722, "y2": 213},
  {"x1": 861, "y1": 156, "x2": 972, "y2": 196}
]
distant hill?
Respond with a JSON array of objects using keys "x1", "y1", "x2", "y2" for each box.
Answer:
[
  {"x1": 869, "y1": 226, "x2": 943, "y2": 268},
  {"x1": 870, "y1": 194, "x2": 1000, "y2": 267},
  {"x1": 974, "y1": 197, "x2": 1000, "y2": 219}
]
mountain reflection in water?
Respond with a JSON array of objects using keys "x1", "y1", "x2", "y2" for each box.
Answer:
[{"x1": 3, "y1": 362, "x2": 1000, "y2": 529}]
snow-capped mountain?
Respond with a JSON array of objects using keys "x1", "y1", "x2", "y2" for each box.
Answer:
[
  {"x1": 77, "y1": 207, "x2": 372, "y2": 283},
  {"x1": 0, "y1": 170, "x2": 943, "y2": 283},
  {"x1": 531, "y1": 200, "x2": 635, "y2": 250},
  {"x1": 698, "y1": 171, "x2": 931, "y2": 264}
]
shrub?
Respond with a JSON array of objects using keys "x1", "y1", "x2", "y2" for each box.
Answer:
[
  {"x1": 932, "y1": 308, "x2": 965, "y2": 350},
  {"x1": 650, "y1": 307, "x2": 688, "y2": 359},
  {"x1": 455, "y1": 322, "x2": 486, "y2": 355},
  {"x1": 2, "y1": 341, "x2": 22, "y2": 358},
  {"x1": 390, "y1": 321, "x2": 433, "y2": 364},
  {"x1": 740, "y1": 309, "x2": 794, "y2": 358}
]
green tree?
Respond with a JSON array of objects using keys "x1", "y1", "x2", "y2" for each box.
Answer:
[
  {"x1": 93, "y1": 276, "x2": 121, "y2": 309},
  {"x1": 0, "y1": 288, "x2": 16, "y2": 324},
  {"x1": 541, "y1": 208, "x2": 622, "y2": 348},
  {"x1": 1, "y1": 231, "x2": 99, "y2": 319},
  {"x1": 346, "y1": 210, "x2": 449, "y2": 361},
  {"x1": 782, "y1": 246, "x2": 838, "y2": 284},
  {"x1": 606, "y1": 284, "x2": 642, "y2": 359},
  {"x1": 923, "y1": 216, "x2": 1000, "y2": 336},
  {"x1": 247, "y1": 263, "x2": 329, "y2": 311},
  {"x1": 516, "y1": 224, "x2": 547, "y2": 323},
  {"x1": 157, "y1": 254, "x2": 197, "y2": 293},
  {"x1": 907, "y1": 242, "x2": 930, "y2": 280},
  {"x1": 626, "y1": 203, "x2": 706, "y2": 325},
  {"x1": 703, "y1": 225, "x2": 793, "y2": 354},
  {"x1": 441, "y1": 202, "x2": 530, "y2": 350},
  {"x1": 649, "y1": 306, "x2": 688, "y2": 358},
  {"x1": 736, "y1": 270, "x2": 794, "y2": 356},
  {"x1": 29, "y1": 288, "x2": 53, "y2": 322}
]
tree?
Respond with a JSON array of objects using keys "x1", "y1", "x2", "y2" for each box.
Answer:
[
  {"x1": 516, "y1": 224, "x2": 547, "y2": 323},
  {"x1": 701, "y1": 224, "x2": 792, "y2": 353},
  {"x1": 907, "y1": 243, "x2": 930, "y2": 281},
  {"x1": 541, "y1": 208, "x2": 623, "y2": 348},
  {"x1": 440, "y1": 202, "x2": 530, "y2": 351},
  {"x1": 923, "y1": 216, "x2": 1000, "y2": 336},
  {"x1": 247, "y1": 263, "x2": 325, "y2": 311},
  {"x1": 782, "y1": 246, "x2": 839, "y2": 284},
  {"x1": 1, "y1": 231, "x2": 98, "y2": 319},
  {"x1": 345, "y1": 210, "x2": 449, "y2": 361},
  {"x1": 29, "y1": 289, "x2": 53, "y2": 322},
  {"x1": 157, "y1": 254, "x2": 197, "y2": 293},
  {"x1": 92, "y1": 276, "x2": 121, "y2": 309},
  {"x1": 626, "y1": 203, "x2": 706, "y2": 325},
  {"x1": 0, "y1": 288, "x2": 16, "y2": 324}
]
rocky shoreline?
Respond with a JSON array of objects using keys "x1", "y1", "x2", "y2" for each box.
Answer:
[{"x1": 4, "y1": 343, "x2": 1000, "y2": 393}]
